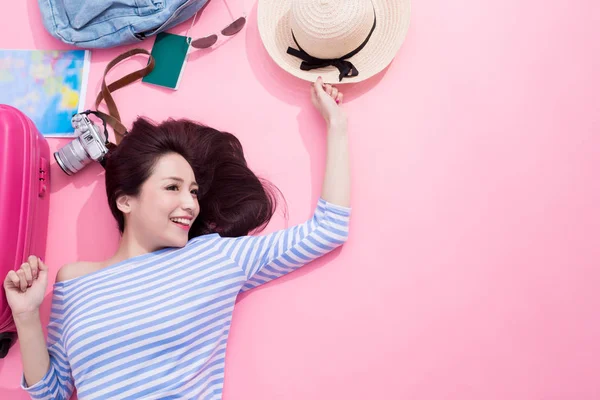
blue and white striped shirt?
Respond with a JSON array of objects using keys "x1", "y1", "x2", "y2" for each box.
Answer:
[{"x1": 21, "y1": 199, "x2": 350, "y2": 399}]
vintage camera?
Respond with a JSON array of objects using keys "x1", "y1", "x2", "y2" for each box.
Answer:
[{"x1": 54, "y1": 112, "x2": 110, "y2": 175}]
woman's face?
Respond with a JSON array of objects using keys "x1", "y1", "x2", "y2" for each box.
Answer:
[{"x1": 125, "y1": 152, "x2": 200, "y2": 249}]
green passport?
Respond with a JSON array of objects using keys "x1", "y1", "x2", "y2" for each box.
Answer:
[{"x1": 143, "y1": 32, "x2": 190, "y2": 90}]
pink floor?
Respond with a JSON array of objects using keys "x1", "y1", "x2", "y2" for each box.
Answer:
[{"x1": 1, "y1": 0, "x2": 599, "y2": 399}]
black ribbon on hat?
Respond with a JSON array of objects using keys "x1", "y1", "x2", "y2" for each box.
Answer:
[{"x1": 287, "y1": 13, "x2": 377, "y2": 82}]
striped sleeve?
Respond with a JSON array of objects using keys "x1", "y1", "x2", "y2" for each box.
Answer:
[
  {"x1": 222, "y1": 198, "x2": 351, "y2": 292},
  {"x1": 21, "y1": 290, "x2": 75, "y2": 400}
]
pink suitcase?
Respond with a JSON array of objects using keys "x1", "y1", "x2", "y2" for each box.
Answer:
[{"x1": 0, "y1": 105, "x2": 51, "y2": 358}]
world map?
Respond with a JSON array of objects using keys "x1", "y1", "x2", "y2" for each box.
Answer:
[{"x1": 0, "y1": 49, "x2": 90, "y2": 137}]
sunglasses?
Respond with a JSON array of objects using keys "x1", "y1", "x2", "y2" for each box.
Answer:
[{"x1": 188, "y1": 12, "x2": 247, "y2": 49}]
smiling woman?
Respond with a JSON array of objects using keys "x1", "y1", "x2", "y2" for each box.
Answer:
[
  {"x1": 103, "y1": 116, "x2": 278, "y2": 250},
  {"x1": 4, "y1": 77, "x2": 351, "y2": 399}
]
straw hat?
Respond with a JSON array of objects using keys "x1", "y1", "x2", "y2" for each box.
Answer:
[{"x1": 257, "y1": 0, "x2": 411, "y2": 84}]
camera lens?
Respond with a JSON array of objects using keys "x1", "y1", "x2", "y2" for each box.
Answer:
[{"x1": 54, "y1": 139, "x2": 93, "y2": 175}]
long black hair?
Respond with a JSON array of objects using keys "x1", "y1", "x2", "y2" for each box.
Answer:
[{"x1": 104, "y1": 117, "x2": 281, "y2": 238}]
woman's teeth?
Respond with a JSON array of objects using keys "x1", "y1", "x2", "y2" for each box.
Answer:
[{"x1": 170, "y1": 218, "x2": 190, "y2": 226}]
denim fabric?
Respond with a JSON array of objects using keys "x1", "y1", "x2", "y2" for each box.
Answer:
[{"x1": 38, "y1": 0, "x2": 209, "y2": 48}]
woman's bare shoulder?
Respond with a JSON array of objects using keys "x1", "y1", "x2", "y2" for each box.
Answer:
[{"x1": 56, "y1": 261, "x2": 104, "y2": 282}]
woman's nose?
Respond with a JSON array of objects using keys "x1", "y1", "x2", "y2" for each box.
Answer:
[{"x1": 181, "y1": 192, "x2": 198, "y2": 212}]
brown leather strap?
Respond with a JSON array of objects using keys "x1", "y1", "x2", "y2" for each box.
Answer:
[{"x1": 95, "y1": 48, "x2": 155, "y2": 145}]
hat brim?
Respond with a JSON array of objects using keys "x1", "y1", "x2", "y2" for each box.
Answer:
[{"x1": 257, "y1": 0, "x2": 411, "y2": 84}]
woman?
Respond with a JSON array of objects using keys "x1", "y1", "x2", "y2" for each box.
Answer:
[{"x1": 3, "y1": 77, "x2": 350, "y2": 399}]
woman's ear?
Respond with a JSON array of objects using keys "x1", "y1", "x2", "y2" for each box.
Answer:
[{"x1": 116, "y1": 194, "x2": 132, "y2": 214}]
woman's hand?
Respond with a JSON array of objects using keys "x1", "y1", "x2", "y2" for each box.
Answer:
[
  {"x1": 3, "y1": 256, "x2": 49, "y2": 319},
  {"x1": 311, "y1": 77, "x2": 347, "y2": 128},
  {"x1": 311, "y1": 77, "x2": 351, "y2": 207}
]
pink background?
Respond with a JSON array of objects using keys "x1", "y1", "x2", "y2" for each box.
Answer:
[{"x1": 1, "y1": 0, "x2": 600, "y2": 399}]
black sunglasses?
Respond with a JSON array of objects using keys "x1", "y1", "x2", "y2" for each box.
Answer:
[{"x1": 189, "y1": 14, "x2": 247, "y2": 49}]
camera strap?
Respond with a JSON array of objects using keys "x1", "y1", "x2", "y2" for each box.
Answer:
[{"x1": 94, "y1": 48, "x2": 156, "y2": 145}]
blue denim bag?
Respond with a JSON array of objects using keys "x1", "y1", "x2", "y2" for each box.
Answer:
[{"x1": 38, "y1": 0, "x2": 209, "y2": 48}]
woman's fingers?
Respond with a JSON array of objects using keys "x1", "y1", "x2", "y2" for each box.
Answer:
[
  {"x1": 16, "y1": 270, "x2": 27, "y2": 292},
  {"x1": 38, "y1": 257, "x2": 48, "y2": 281},
  {"x1": 6, "y1": 270, "x2": 20, "y2": 290},
  {"x1": 28, "y1": 255, "x2": 39, "y2": 277},
  {"x1": 21, "y1": 262, "x2": 33, "y2": 286},
  {"x1": 29, "y1": 256, "x2": 40, "y2": 279},
  {"x1": 310, "y1": 82, "x2": 318, "y2": 104},
  {"x1": 3, "y1": 255, "x2": 47, "y2": 294}
]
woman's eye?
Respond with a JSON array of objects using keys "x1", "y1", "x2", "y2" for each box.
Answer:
[
  {"x1": 166, "y1": 185, "x2": 178, "y2": 191},
  {"x1": 191, "y1": 189, "x2": 199, "y2": 196}
]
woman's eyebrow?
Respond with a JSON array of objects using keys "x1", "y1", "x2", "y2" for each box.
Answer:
[{"x1": 163, "y1": 177, "x2": 199, "y2": 186}]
